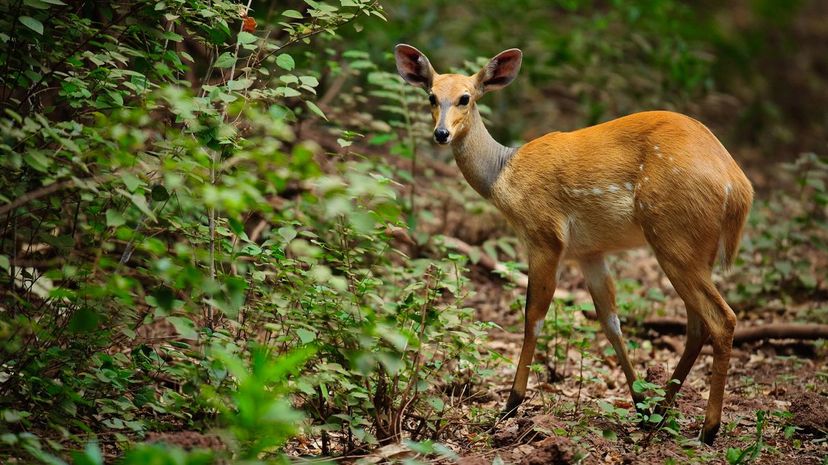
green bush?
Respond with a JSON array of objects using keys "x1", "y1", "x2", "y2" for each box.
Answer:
[{"x1": 0, "y1": 0, "x2": 490, "y2": 462}]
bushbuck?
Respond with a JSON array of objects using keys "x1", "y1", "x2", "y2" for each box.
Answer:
[{"x1": 394, "y1": 44, "x2": 753, "y2": 445}]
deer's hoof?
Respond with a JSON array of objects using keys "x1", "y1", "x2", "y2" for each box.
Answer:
[{"x1": 699, "y1": 422, "x2": 720, "y2": 445}]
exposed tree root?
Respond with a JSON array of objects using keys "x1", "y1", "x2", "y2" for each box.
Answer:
[{"x1": 643, "y1": 317, "x2": 828, "y2": 343}]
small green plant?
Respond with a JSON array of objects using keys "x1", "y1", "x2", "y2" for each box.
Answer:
[
  {"x1": 726, "y1": 410, "x2": 767, "y2": 465},
  {"x1": 631, "y1": 379, "x2": 667, "y2": 427}
]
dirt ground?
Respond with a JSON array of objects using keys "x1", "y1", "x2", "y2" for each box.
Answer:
[{"x1": 444, "y1": 249, "x2": 828, "y2": 465}]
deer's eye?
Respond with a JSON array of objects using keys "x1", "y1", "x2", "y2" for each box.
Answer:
[
  {"x1": 428, "y1": 94, "x2": 437, "y2": 106},
  {"x1": 458, "y1": 94, "x2": 470, "y2": 106}
]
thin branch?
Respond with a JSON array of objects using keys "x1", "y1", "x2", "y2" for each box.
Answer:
[{"x1": 0, "y1": 172, "x2": 122, "y2": 216}]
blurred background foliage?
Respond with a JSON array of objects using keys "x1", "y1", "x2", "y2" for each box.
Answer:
[{"x1": 0, "y1": 0, "x2": 826, "y2": 463}]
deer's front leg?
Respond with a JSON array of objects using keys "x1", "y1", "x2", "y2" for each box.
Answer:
[{"x1": 501, "y1": 248, "x2": 561, "y2": 419}]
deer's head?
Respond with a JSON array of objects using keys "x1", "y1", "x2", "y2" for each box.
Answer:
[{"x1": 394, "y1": 44, "x2": 522, "y2": 145}]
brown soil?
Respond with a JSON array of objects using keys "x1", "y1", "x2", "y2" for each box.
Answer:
[
  {"x1": 518, "y1": 436, "x2": 577, "y2": 465},
  {"x1": 145, "y1": 431, "x2": 225, "y2": 450},
  {"x1": 789, "y1": 392, "x2": 828, "y2": 435}
]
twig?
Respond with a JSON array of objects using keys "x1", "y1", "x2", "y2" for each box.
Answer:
[{"x1": 1, "y1": 172, "x2": 122, "y2": 216}]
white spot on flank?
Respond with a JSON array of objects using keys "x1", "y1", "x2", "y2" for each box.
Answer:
[
  {"x1": 592, "y1": 187, "x2": 604, "y2": 195},
  {"x1": 725, "y1": 183, "x2": 733, "y2": 196},
  {"x1": 607, "y1": 314, "x2": 622, "y2": 337},
  {"x1": 608, "y1": 184, "x2": 620, "y2": 193},
  {"x1": 639, "y1": 164, "x2": 644, "y2": 171},
  {"x1": 533, "y1": 319, "x2": 544, "y2": 337},
  {"x1": 654, "y1": 145, "x2": 660, "y2": 151},
  {"x1": 624, "y1": 182, "x2": 634, "y2": 191},
  {"x1": 669, "y1": 156, "x2": 674, "y2": 161},
  {"x1": 644, "y1": 176, "x2": 650, "y2": 182}
]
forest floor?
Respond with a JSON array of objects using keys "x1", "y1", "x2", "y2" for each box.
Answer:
[
  {"x1": 358, "y1": 154, "x2": 828, "y2": 464},
  {"x1": 444, "y1": 249, "x2": 828, "y2": 465}
]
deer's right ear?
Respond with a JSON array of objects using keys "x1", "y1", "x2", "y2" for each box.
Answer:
[{"x1": 394, "y1": 44, "x2": 435, "y2": 90}]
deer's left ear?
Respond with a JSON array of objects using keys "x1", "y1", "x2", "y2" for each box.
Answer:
[{"x1": 476, "y1": 48, "x2": 522, "y2": 94}]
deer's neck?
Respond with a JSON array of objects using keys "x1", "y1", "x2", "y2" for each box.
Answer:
[{"x1": 451, "y1": 107, "x2": 518, "y2": 199}]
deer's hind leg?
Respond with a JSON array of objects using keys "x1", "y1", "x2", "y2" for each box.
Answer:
[
  {"x1": 657, "y1": 311, "x2": 708, "y2": 415},
  {"x1": 646, "y1": 229, "x2": 736, "y2": 445}
]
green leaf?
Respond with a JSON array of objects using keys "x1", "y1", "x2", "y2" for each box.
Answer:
[
  {"x1": 19, "y1": 16, "x2": 43, "y2": 35},
  {"x1": 280, "y1": 87, "x2": 300, "y2": 98},
  {"x1": 122, "y1": 173, "x2": 142, "y2": 192},
  {"x1": 228, "y1": 78, "x2": 252, "y2": 91},
  {"x1": 296, "y1": 328, "x2": 316, "y2": 344},
  {"x1": 725, "y1": 447, "x2": 743, "y2": 465},
  {"x1": 632, "y1": 379, "x2": 648, "y2": 394},
  {"x1": 280, "y1": 74, "x2": 298, "y2": 84},
  {"x1": 106, "y1": 209, "x2": 126, "y2": 227},
  {"x1": 23, "y1": 150, "x2": 50, "y2": 171},
  {"x1": 150, "y1": 185, "x2": 169, "y2": 202},
  {"x1": 168, "y1": 316, "x2": 198, "y2": 340},
  {"x1": 214, "y1": 52, "x2": 236, "y2": 68},
  {"x1": 71, "y1": 442, "x2": 103, "y2": 465},
  {"x1": 237, "y1": 31, "x2": 257, "y2": 45},
  {"x1": 23, "y1": 0, "x2": 51, "y2": 10},
  {"x1": 278, "y1": 226, "x2": 297, "y2": 242},
  {"x1": 162, "y1": 31, "x2": 183, "y2": 42},
  {"x1": 299, "y1": 75, "x2": 319, "y2": 87},
  {"x1": 427, "y1": 396, "x2": 444, "y2": 412},
  {"x1": 69, "y1": 308, "x2": 100, "y2": 333},
  {"x1": 305, "y1": 101, "x2": 327, "y2": 120},
  {"x1": 0, "y1": 255, "x2": 9, "y2": 271},
  {"x1": 282, "y1": 9, "x2": 303, "y2": 18},
  {"x1": 276, "y1": 53, "x2": 295, "y2": 71}
]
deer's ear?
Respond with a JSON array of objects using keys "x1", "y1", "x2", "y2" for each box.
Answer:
[
  {"x1": 476, "y1": 48, "x2": 522, "y2": 94},
  {"x1": 394, "y1": 44, "x2": 435, "y2": 90}
]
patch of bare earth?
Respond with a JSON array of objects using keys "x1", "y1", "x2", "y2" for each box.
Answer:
[{"x1": 448, "y1": 240, "x2": 827, "y2": 464}]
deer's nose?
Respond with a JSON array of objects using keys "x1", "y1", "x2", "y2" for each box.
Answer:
[{"x1": 434, "y1": 128, "x2": 450, "y2": 144}]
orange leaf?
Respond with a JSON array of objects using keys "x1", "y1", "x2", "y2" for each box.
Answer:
[{"x1": 242, "y1": 16, "x2": 257, "y2": 33}]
